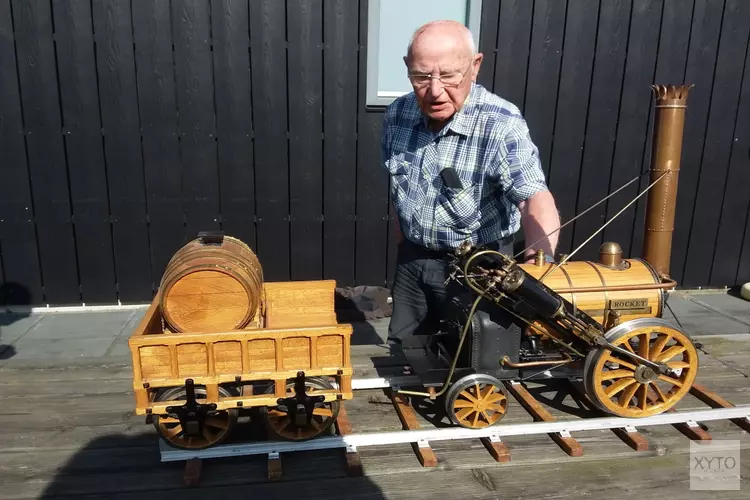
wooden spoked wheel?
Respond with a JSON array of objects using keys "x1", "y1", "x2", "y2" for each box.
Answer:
[
  {"x1": 260, "y1": 376, "x2": 340, "y2": 441},
  {"x1": 584, "y1": 318, "x2": 699, "y2": 418},
  {"x1": 445, "y1": 374, "x2": 509, "y2": 428},
  {"x1": 153, "y1": 385, "x2": 238, "y2": 450}
]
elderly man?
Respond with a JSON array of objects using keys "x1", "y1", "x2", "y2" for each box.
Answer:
[{"x1": 382, "y1": 20, "x2": 560, "y2": 345}]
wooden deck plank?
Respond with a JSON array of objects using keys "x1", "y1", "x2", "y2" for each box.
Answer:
[{"x1": 0, "y1": 328, "x2": 749, "y2": 499}]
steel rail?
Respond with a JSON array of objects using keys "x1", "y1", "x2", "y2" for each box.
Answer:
[{"x1": 159, "y1": 404, "x2": 750, "y2": 462}]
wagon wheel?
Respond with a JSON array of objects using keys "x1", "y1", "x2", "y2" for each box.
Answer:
[
  {"x1": 583, "y1": 318, "x2": 699, "y2": 418},
  {"x1": 153, "y1": 385, "x2": 239, "y2": 450},
  {"x1": 445, "y1": 374, "x2": 509, "y2": 428},
  {"x1": 260, "y1": 376, "x2": 340, "y2": 441}
]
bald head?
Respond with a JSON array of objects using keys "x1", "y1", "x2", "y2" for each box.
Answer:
[
  {"x1": 403, "y1": 20, "x2": 483, "y2": 128},
  {"x1": 406, "y1": 20, "x2": 476, "y2": 65}
]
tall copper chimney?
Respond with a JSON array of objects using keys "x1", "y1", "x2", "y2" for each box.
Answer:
[{"x1": 642, "y1": 84, "x2": 692, "y2": 279}]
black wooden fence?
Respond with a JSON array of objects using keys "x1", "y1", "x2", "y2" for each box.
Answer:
[{"x1": 1, "y1": 0, "x2": 749, "y2": 307}]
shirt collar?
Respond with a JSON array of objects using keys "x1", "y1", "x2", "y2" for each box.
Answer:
[{"x1": 416, "y1": 82, "x2": 481, "y2": 137}]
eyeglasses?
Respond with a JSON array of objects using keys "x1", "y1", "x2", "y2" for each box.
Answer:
[{"x1": 408, "y1": 63, "x2": 471, "y2": 88}]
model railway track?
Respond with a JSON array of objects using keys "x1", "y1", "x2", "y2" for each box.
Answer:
[{"x1": 161, "y1": 376, "x2": 750, "y2": 486}]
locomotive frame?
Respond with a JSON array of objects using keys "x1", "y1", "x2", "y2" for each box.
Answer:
[{"x1": 128, "y1": 83, "x2": 725, "y2": 454}]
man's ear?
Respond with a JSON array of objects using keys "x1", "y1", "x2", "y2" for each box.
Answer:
[{"x1": 472, "y1": 53, "x2": 484, "y2": 80}]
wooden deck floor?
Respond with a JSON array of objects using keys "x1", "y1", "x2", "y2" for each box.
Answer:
[{"x1": 0, "y1": 332, "x2": 749, "y2": 499}]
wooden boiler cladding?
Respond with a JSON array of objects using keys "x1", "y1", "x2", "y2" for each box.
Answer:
[{"x1": 519, "y1": 252, "x2": 665, "y2": 339}]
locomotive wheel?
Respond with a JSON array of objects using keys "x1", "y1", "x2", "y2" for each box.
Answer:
[
  {"x1": 152, "y1": 385, "x2": 239, "y2": 450},
  {"x1": 445, "y1": 374, "x2": 509, "y2": 428},
  {"x1": 584, "y1": 318, "x2": 699, "y2": 418},
  {"x1": 260, "y1": 376, "x2": 340, "y2": 441}
]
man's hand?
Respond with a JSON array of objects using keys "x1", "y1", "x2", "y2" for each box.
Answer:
[{"x1": 518, "y1": 190, "x2": 560, "y2": 262}]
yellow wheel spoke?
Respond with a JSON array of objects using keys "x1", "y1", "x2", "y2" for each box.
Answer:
[
  {"x1": 638, "y1": 333, "x2": 650, "y2": 359},
  {"x1": 604, "y1": 377, "x2": 637, "y2": 397},
  {"x1": 617, "y1": 383, "x2": 639, "y2": 408},
  {"x1": 486, "y1": 403, "x2": 506, "y2": 413},
  {"x1": 639, "y1": 384, "x2": 649, "y2": 410},
  {"x1": 667, "y1": 360, "x2": 690, "y2": 369},
  {"x1": 656, "y1": 345, "x2": 686, "y2": 362},
  {"x1": 455, "y1": 407, "x2": 475, "y2": 421},
  {"x1": 601, "y1": 369, "x2": 636, "y2": 381},
  {"x1": 453, "y1": 399, "x2": 474, "y2": 408},
  {"x1": 484, "y1": 393, "x2": 505, "y2": 404},
  {"x1": 604, "y1": 354, "x2": 638, "y2": 371},
  {"x1": 312, "y1": 407, "x2": 333, "y2": 418},
  {"x1": 161, "y1": 424, "x2": 183, "y2": 437},
  {"x1": 649, "y1": 334, "x2": 670, "y2": 359},
  {"x1": 479, "y1": 384, "x2": 494, "y2": 400},
  {"x1": 652, "y1": 383, "x2": 669, "y2": 402},
  {"x1": 621, "y1": 339, "x2": 637, "y2": 355},
  {"x1": 460, "y1": 390, "x2": 478, "y2": 403},
  {"x1": 658, "y1": 374, "x2": 684, "y2": 388}
]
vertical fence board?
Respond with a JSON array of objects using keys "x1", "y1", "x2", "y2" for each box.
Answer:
[
  {"x1": 712, "y1": 29, "x2": 750, "y2": 286},
  {"x1": 522, "y1": 0, "x2": 566, "y2": 180},
  {"x1": 602, "y1": 0, "x2": 662, "y2": 256},
  {"x1": 172, "y1": 0, "x2": 220, "y2": 240},
  {"x1": 0, "y1": 0, "x2": 43, "y2": 305},
  {"x1": 93, "y1": 0, "x2": 152, "y2": 302},
  {"x1": 12, "y1": 0, "x2": 80, "y2": 304},
  {"x1": 132, "y1": 0, "x2": 185, "y2": 284},
  {"x1": 683, "y1": 0, "x2": 750, "y2": 286},
  {"x1": 492, "y1": 0, "x2": 533, "y2": 111},
  {"x1": 570, "y1": 0, "x2": 631, "y2": 262},
  {"x1": 53, "y1": 0, "x2": 117, "y2": 304},
  {"x1": 212, "y1": 0, "x2": 256, "y2": 251},
  {"x1": 629, "y1": 0, "x2": 694, "y2": 260},
  {"x1": 323, "y1": 0, "x2": 357, "y2": 286},
  {"x1": 546, "y1": 0, "x2": 599, "y2": 257},
  {"x1": 250, "y1": 0, "x2": 290, "y2": 282},
  {"x1": 476, "y1": 0, "x2": 498, "y2": 90},
  {"x1": 670, "y1": 0, "x2": 725, "y2": 285},
  {"x1": 287, "y1": 0, "x2": 324, "y2": 281},
  {"x1": 353, "y1": 1, "x2": 387, "y2": 288}
]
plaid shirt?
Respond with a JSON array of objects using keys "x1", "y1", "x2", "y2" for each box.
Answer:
[{"x1": 381, "y1": 83, "x2": 548, "y2": 251}]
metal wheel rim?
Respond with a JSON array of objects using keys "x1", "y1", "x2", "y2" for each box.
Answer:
[
  {"x1": 583, "y1": 318, "x2": 699, "y2": 417},
  {"x1": 261, "y1": 377, "x2": 340, "y2": 441},
  {"x1": 153, "y1": 385, "x2": 238, "y2": 450},
  {"x1": 445, "y1": 373, "x2": 508, "y2": 429}
]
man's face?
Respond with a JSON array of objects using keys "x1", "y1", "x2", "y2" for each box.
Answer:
[{"x1": 404, "y1": 34, "x2": 482, "y2": 123}]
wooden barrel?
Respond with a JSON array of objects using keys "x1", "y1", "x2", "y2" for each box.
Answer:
[
  {"x1": 519, "y1": 258, "x2": 664, "y2": 334},
  {"x1": 159, "y1": 233, "x2": 264, "y2": 333}
]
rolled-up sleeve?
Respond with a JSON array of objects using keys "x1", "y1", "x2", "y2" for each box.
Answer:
[{"x1": 494, "y1": 116, "x2": 548, "y2": 206}]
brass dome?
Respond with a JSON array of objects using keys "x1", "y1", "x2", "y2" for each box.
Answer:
[{"x1": 599, "y1": 242, "x2": 623, "y2": 267}]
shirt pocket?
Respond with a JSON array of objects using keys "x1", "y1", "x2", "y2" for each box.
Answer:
[{"x1": 434, "y1": 183, "x2": 480, "y2": 231}]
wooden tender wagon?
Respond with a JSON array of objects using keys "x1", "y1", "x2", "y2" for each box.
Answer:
[{"x1": 128, "y1": 233, "x2": 353, "y2": 450}]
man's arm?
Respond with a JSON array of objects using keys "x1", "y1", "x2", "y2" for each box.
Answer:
[
  {"x1": 492, "y1": 113, "x2": 561, "y2": 262},
  {"x1": 518, "y1": 190, "x2": 560, "y2": 262}
]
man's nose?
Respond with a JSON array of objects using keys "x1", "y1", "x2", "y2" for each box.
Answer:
[{"x1": 428, "y1": 77, "x2": 444, "y2": 97}]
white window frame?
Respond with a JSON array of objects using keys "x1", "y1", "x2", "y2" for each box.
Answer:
[{"x1": 365, "y1": 0, "x2": 483, "y2": 107}]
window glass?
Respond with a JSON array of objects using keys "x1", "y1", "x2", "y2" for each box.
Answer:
[{"x1": 367, "y1": 0, "x2": 482, "y2": 106}]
